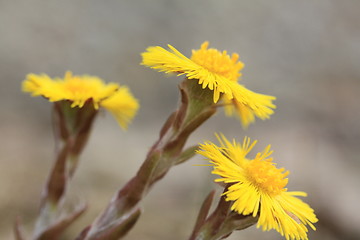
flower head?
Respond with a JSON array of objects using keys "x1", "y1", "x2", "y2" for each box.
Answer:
[
  {"x1": 22, "y1": 71, "x2": 139, "y2": 129},
  {"x1": 141, "y1": 42, "x2": 276, "y2": 128},
  {"x1": 197, "y1": 134, "x2": 318, "y2": 240}
]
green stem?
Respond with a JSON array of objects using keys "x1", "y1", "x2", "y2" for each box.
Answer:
[
  {"x1": 79, "y1": 79, "x2": 217, "y2": 239},
  {"x1": 189, "y1": 189, "x2": 258, "y2": 240},
  {"x1": 33, "y1": 100, "x2": 97, "y2": 239}
]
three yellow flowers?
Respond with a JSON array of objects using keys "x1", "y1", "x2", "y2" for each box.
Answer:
[{"x1": 22, "y1": 42, "x2": 317, "y2": 240}]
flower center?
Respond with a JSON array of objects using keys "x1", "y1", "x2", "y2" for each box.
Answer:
[
  {"x1": 54, "y1": 72, "x2": 119, "y2": 109},
  {"x1": 62, "y1": 72, "x2": 94, "y2": 94},
  {"x1": 64, "y1": 78, "x2": 93, "y2": 94},
  {"x1": 190, "y1": 42, "x2": 244, "y2": 82},
  {"x1": 245, "y1": 158, "x2": 289, "y2": 196}
]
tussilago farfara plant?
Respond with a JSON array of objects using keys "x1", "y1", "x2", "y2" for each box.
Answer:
[
  {"x1": 142, "y1": 41, "x2": 276, "y2": 128},
  {"x1": 17, "y1": 42, "x2": 316, "y2": 240},
  {"x1": 193, "y1": 134, "x2": 317, "y2": 240},
  {"x1": 18, "y1": 72, "x2": 139, "y2": 239}
]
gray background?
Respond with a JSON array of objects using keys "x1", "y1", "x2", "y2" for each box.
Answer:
[{"x1": 1, "y1": 0, "x2": 359, "y2": 239}]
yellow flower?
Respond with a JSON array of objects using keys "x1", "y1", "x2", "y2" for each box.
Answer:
[
  {"x1": 197, "y1": 134, "x2": 318, "y2": 240},
  {"x1": 141, "y1": 42, "x2": 276, "y2": 128},
  {"x1": 22, "y1": 71, "x2": 139, "y2": 129}
]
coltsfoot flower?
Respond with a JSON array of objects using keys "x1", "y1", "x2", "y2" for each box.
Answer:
[
  {"x1": 141, "y1": 42, "x2": 276, "y2": 128},
  {"x1": 197, "y1": 134, "x2": 318, "y2": 240},
  {"x1": 22, "y1": 71, "x2": 139, "y2": 129}
]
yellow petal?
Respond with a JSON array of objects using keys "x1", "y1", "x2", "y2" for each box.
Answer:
[{"x1": 100, "y1": 86, "x2": 139, "y2": 129}]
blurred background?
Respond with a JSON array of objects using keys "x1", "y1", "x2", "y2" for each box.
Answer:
[{"x1": 1, "y1": 0, "x2": 359, "y2": 239}]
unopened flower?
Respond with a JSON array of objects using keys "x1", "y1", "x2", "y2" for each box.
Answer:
[
  {"x1": 141, "y1": 42, "x2": 275, "y2": 128},
  {"x1": 197, "y1": 134, "x2": 318, "y2": 240},
  {"x1": 22, "y1": 71, "x2": 139, "y2": 129}
]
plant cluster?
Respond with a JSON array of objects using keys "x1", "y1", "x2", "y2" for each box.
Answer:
[{"x1": 16, "y1": 42, "x2": 317, "y2": 240}]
